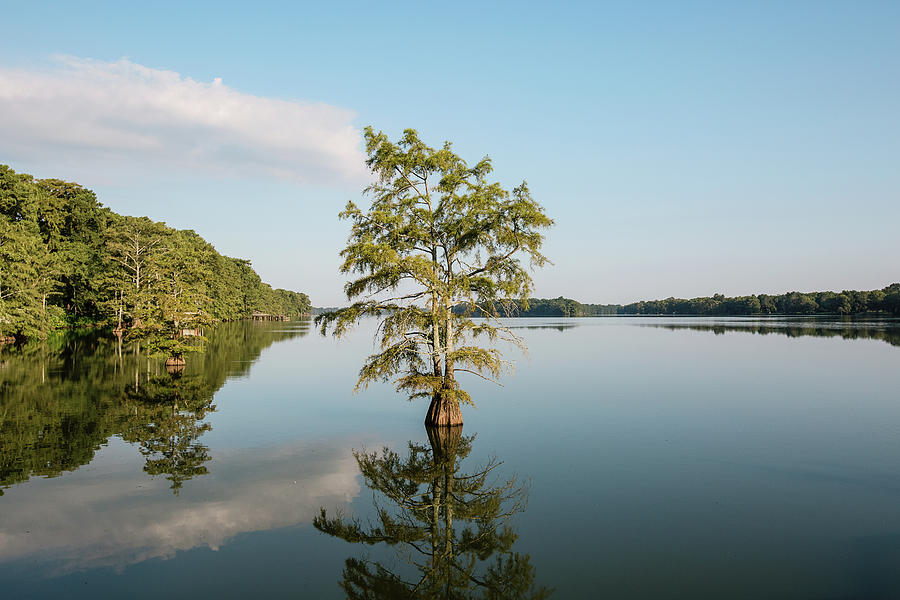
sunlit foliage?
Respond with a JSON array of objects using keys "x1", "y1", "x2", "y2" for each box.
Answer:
[
  {"x1": 317, "y1": 128, "x2": 553, "y2": 420},
  {"x1": 0, "y1": 165, "x2": 311, "y2": 344}
]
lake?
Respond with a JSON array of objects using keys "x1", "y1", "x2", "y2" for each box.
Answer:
[{"x1": 1, "y1": 316, "x2": 899, "y2": 599}]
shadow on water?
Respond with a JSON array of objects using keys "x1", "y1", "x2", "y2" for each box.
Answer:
[
  {"x1": 315, "y1": 425, "x2": 552, "y2": 599},
  {"x1": 0, "y1": 319, "x2": 310, "y2": 494}
]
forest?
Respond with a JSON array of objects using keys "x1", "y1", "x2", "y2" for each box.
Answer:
[
  {"x1": 456, "y1": 286, "x2": 900, "y2": 318},
  {"x1": 450, "y1": 297, "x2": 620, "y2": 317},
  {"x1": 617, "y1": 285, "x2": 900, "y2": 316},
  {"x1": 0, "y1": 165, "x2": 310, "y2": 344}
]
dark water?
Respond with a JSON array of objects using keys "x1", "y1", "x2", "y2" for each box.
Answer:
[{"x1": 1, "y1": 316, "x2": 900, "y2": 599}]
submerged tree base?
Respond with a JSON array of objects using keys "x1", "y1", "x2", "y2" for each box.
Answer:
[
  {"x1": 164, "y1": 356, "x2": 186, "y2": 375},
  {"x1": 426, "y1": 423, "x2": 463, "y2": 462},
  {"x1": 424, "y1": 392, "x2": 463, "y2": 427}
]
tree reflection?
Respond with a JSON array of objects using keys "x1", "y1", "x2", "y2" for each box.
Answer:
[
  {"x1": 0, "y1": 319, "x2": 309, "y2": 494},
  {"x1": 649, "y1": 320, "x2": 900, "y2": 347},
  {"x1": 121, "y1": 372, "x2": 215, "y2": 494},
  {"x1": 315, "y1": 426, "x2": 552, "y2": 599}
]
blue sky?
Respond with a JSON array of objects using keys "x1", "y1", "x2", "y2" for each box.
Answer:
[{"x1": 1, "y1": 1, "x2": 897, "y2": 305}]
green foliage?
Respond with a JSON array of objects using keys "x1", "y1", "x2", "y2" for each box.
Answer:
[
  {"x1": 455, "y1": 296, "x2": 620, "y2": 317},
  {"x1": 0, "y1": 216, "x2": 47, "y2": 340},
  {"x1": 0, "y1": 164, "x2": 311, "y2": 348},
  {"x1": 317, "y1": 128, "x2": 553, "y2": 409},
  {"x1": 619, "y1": 284, "x2": 900, "y2": 316},
  {"x1": 504, "y1": 286, "x2": 900, "y2": 318}
]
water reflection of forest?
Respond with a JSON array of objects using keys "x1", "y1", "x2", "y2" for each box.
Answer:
[
  {"x1": 508, "y1": 323, "x2": 578, "y2": 332},
  {"x1": 0, "y1": 320, "x2": 309, "y2": 494},
  {"x1": 316, "y1": 426, "x2": 552, "y2": 599},
  {"x1": 644, "y1": 321, "x2": 900, "y2": 347}
]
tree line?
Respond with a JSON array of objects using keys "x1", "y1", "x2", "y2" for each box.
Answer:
[
  {"x1": 0, "y1": 165, "x2": 310, "y2": 344},
  {"x1": 455, "y1": 285, "x2": 900, "y2": 318},
  {"x1": 618, "y1": 285, "x2": 900, "y2": 316}
]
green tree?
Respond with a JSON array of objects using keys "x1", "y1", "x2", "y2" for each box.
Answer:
[
  {"x1": 105, "y1": 215, "x2": 170, "y2": 329},
  {"x1": 883, "y1": 284, "x2": 900, "y2": 315},
  {"x1": 781, "y1": 292, "x2": 819, "y2": 314},
  {"x1": 33, "y1": 178, "x2": 109, "y2": 319},
  {"x1": 0, "y1": 217, "x2": 49, "y2": 341},
  {"x1": 317, "y1": 128, "x2": 553, "y2": 426},
  {"x1": 757, "y1": 294, "x2": 776, "y2": 314},
  {"x1": 819, "y1": 292, "x2": 851, "y2": 315},
  {"x1": 143, "y1": 230, "x2": 215, "y2": 362},
  {"x1": 0, "y1": 166, "x2": 49, "y2": 340}
]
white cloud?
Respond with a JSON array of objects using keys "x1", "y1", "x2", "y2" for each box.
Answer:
[{"x1": 0, "y1": 56, "x2": 367, "y2": 183}]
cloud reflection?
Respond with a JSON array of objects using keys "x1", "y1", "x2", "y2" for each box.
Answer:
[{"x1": 0, "y1": 439, "x2": 360, "y2": 575}]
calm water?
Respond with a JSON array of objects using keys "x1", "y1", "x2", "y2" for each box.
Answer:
[{"x1": 2, "y1": 316, "x2": 900, "y2": 599}]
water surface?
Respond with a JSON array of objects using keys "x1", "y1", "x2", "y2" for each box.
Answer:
[{"x1": 2, "y1": 317, "x2": 899, "y2": 598}]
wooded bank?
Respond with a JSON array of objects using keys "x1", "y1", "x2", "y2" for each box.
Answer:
[
  {"x1": 0, "y1": 164, "x2": 311, "y2": 343},
  {"x1": 453, "y1": 285, "x2": 900, "y2": 318}
]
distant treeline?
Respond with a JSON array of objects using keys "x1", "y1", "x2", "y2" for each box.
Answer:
[
  {"x1": 508, "y1": 297, "x2": 621, "y2": 317},
  {"x1": 453, "y1": 285, "x2": 900, "y2": 317},
  {"x1": 310, "y1": 306, "x2": 345, "y2": 316},
  {"x1": 619, "y1": 285, "x2": 900, "y2": 316},
  {"x1": 452, "y1": 297, "x2": 620, "y2": 317},
  {"x1": 0, "y1": 165, "x2": 310, "y2": 342}
]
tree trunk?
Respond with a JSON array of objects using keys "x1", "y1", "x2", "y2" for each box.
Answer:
[
  {"x1": 425, "y1": 389, "x2": 463, "y2": 427},
  {"x1": 444, "y1": 304, "x2": 454, "y2": 383},
  {"x1": 431, "y1": 292, "x2": 442, "y2": 378},
  {"x1": 116, "y1": 289, "x2": 123, "y2": 331}
]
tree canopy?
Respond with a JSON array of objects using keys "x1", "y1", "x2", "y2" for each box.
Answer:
[
  {"x1": 0, "y1": 165, "x2": 311, "y2": 345},
  {"x1": 317, "y1": 127, "x2": 553, "y2": 425}
]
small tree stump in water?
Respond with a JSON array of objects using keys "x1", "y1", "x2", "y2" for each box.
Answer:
[
  {"x1": 424, "y1": 392, "x2": 463, "y2": 427},
  {"x1": 165, "y1": 356, "x2": 186, "y2": 375}
]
